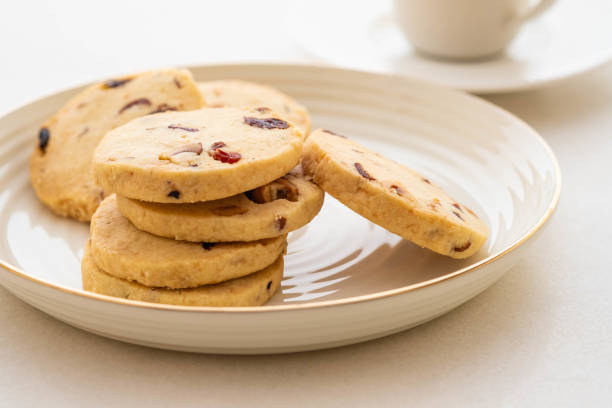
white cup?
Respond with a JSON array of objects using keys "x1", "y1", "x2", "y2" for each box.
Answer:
[{"x1": 393, "y1": 0, "x2": 557, "y2": 60}]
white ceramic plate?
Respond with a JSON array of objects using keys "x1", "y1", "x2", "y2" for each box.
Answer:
[
  {"x1": 288, "y1": 0, "x2": 612, "y2": 94},
  {"x1": 0, "y1": 64, "x2": 560, "y2": 354}
]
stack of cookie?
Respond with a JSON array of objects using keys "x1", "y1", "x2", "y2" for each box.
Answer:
[{"x1": 82, "y1": 107, "x2": 324, "y2": 306}]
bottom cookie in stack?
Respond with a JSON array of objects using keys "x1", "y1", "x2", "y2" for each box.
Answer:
[
  {"x1": 82, "y1": 195, "x2": 285, "y2": 306},
  {"x1": 82, "y1": 243, "x2": 283, "y2": 307}
]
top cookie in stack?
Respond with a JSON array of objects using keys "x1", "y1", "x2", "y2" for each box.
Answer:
[{"x1": 93, "y1": 107, "x2": 304, "y2": 203}]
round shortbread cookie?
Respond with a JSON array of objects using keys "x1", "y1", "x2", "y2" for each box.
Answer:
[
  {"x1": 82, "y1": 242, "x2": 284, "y2": 307},
  {"x1": 93, "y1": 107, "x2": 303, "y2": 203},
  {"x1": 90, "y1": 195, "x2": 286, "y2": 289},
  {"x1": 198, "y1": 80, "x2": 311, "y2": 137},
  {"x1": 116, "y1": 166, "x2": 324, "y2": 242},
  {"x1": 29, "y1": 69, "x2": 204, "y2": 222},
  {"x1": 302, "y1": 129, "x2": 489, "y2": 259}
]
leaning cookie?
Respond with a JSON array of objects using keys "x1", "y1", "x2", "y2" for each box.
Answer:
[
  {"x1": 93, "y1": 107, "x2": 303, "y2": 203},
  {"x1": 198, "y1": 80, "x2": 311, "y2": 137},
  {"x1": 29, "y1": 68, "x2": 204, "y2": 222},
  {"x1": 89, "y1": 195, "x2": 286, "y2": 289},
  {"x1": 82, "y1": 242, "x2": 283, "y2": 307},
  {"x1": 302, "y1": 129, "x2": 489, "y2": 259},
  {"x1": 116, "y1": 166, "x2": 324, "y2": 242}
]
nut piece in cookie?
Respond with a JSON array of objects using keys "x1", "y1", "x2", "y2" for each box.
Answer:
[{"x1": 246, "y1": 178, "x2": 299, "y2": 204}]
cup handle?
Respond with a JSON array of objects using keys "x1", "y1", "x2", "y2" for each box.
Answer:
[{"x1": 517, "y1": 0, "x2": 558, "y2": 23}]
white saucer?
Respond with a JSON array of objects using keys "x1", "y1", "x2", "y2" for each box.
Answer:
[{"x1": 288, "y1": 0, "x2": 612, "y2": 94}]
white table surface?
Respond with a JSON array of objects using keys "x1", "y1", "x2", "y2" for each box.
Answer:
[{"x1": 1, "y1": 1, "x2": 611, "y2": 407}]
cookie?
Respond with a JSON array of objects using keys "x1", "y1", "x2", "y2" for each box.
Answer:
[
  {"x1": 93, "y1": 107, "x2": 303, "y2": 203},
  {"x1": 116, "y1": 166, "x2": 324, "y2": 242},
  {"x1": 82, "y1": 242, "x2": 283, "y2": 307},
  {"x1": 302, "y1": 129, "x2": 489, "y2": 259},
  {"x1": 89, "y1": 195, "x2": 286, "y2": 289},
  {"x1": 29, "y1": 69, "x2": 204, "y2": 222},
  {"x1": 198, "y1": 80, "x2": 311, "y2": 137}
]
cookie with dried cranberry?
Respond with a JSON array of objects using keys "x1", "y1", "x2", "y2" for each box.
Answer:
[
  {"x1": 198, "y1": 80, "x2": 311, "y2": 138},
  {"x1": 116, "y1": 166, "x2": 324, "y2": 242},
  {"x1": 82, "y1": 241, "x2": 283, "y2": 307},
  {"x1": 89, "y1": 195, "x2": 286, "y2": 289},
  {"x1": 302, "y1": 129, "x2": 489, "y2": 259},
  {"x1": 93, "y1": 107, "x2": 303, "y2": 203},
  {"x1": 29, "y1": 69, "x2": 205, "y2": 222}
]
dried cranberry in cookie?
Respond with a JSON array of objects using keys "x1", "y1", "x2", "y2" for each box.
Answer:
[
  {"x1": 302, "y1": 129, "x2": 489, "y2": 259},
  {"x1": 93, "y1": 107, "x2": 303, "y2": 203}
]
